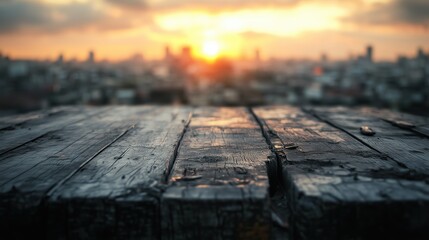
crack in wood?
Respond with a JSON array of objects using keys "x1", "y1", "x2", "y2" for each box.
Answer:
[
  {"x1": 248, "y1": 107, "x2": 283, "y2": 196},
  {"x1": 0, "y1": 107, "x2": 110, "y2": 156},
  {"x1": 382, "y1": 118, "x2": 429, "y2": 139},
  {"x1": 46, "y1": 125, "x2": 135, "y2": 198},
  {"x1": 164, "y1": 111, "x2": 193, "y2": 184},
  {"x1": 0, "y1": 130, "x2": 54, "y2": 158}
]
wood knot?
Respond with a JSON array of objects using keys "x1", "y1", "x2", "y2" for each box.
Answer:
[{"x1": 360, "y1": 126, "x2": 375, "y2": 136}]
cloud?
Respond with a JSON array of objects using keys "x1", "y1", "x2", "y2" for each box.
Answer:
[
  {"x1": 0, "y1": 1, "x2": 49, "y2": 33},
  {"x1": 2, "y1": 0, "x2": 428, "y2": 36},
  {"x1": 396, "y1": 0, "x2": 429, "y2": 24},
  {"x1": 146, "y1": 0, "x2": 300, "y2": 11},
  {"x1": 0, "y1": 0, "x2": 132, "y2": 34},
  {"x1": 104, "y1": 0, "x2": 146, "y2": 10},
  {"x1": 346, "y1": 0, "x2": 429, "y2": 26}
]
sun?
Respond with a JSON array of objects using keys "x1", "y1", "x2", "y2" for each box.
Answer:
[{"x1": 202, "y1": 40, "x2": 220, "y2": 59}]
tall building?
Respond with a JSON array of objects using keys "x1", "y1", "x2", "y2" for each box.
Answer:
[
  {"x1": 56, "y1": 53, "x2": 64, "y2": 64},
  {"x1": 88, "y1": 50, "x2": 95, "y2": 63},
  {"x1": 417, "y1": 47, "x2": 425, "y2": 59},
  {"x1": 416, "y1": 47, "x2": 427, "y2": 66},
  {"x1": 366, "y1": 45, "x2": 373, "y2": 62}
]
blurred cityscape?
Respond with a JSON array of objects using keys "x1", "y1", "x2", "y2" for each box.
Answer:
[{"x1": 0, "y1": 45, "x2": 428, "y2": 116}]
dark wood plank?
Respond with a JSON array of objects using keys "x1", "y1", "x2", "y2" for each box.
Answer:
[
  {"x1": 47, "y1": 106, "x2": 191, "y2": 239},
  {"x1": 254, "y1": 106, "x2": 429, "y2": 240},
  {"x1": 0, "y1": 106, "x2": 153, "y2": 238},
  {"x1": 162, "y1": 107, "x2": 272, "y2": 240},
  {"x1": 0, "y1": 106, "x2": 109, "y2": 156},
  {"x1": 359, "y1": 107, "x2": 429, "y2": 138},
  {"x1": 310, "y1": 106, "x2": 429, "y2": 175},
  {"x1": 0, "y1": 106, "x2": 67, "y2": 130}
]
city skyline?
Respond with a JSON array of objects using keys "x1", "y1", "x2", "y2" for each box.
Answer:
[
  {"x1": 0, "y1": 0, "x2": 428, "y2": 61},
  {"x1": 1, "y1": 44, "x2": 427, "y2": 64}
]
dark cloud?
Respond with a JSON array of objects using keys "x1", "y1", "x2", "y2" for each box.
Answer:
[
  {"x1": 2, "y1": 0, "x2": 428, "y2": 35},
  {"x1": 0, "y1": 0, "x2": 130, "y2": 34},
  {"x1": 0, "y1": 1, "x2": 49, "y2": 32},
  {"x1": 346, "y1": 0, "x2": 429, "y2": 26},
  {"x1": 104, "y1": 0, "x2": 146, "y2": 10},
  {"x1": 396, "y1": 0, "x2": 429, "y2": 24}
]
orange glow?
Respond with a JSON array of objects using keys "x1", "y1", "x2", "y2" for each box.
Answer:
[
  {"x1": 0, "y1": 0, "x2": 428, "y2": 61},
  {"x1": 202, "y1": 40, "x2": 220, "y2": 60}
]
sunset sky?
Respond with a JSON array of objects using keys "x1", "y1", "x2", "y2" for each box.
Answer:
[{"x1": 0, "y1": 0, "x2": 428, "y2": 61}]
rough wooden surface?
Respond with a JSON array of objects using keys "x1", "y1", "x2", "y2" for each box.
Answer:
[
  {"x1": 359, "y1": 107, "x2": 429, "y2": 138},
  {"x1": 0, "y1": 107, "x2": 108, "y2": 156},
  {"x1": 0, "y1": 105, "x2": 428, "y2": 240},
  {"x1": 310, "y1": 106, "x2": 429, "y2": 175},
  {"x1": 0, "y1": 107, "x2": 66, "y2": 130},
  {"x1": 0, "y1": 106, "x2": 119, "y2": 238},
  {"x1": 48, "y1": 106, "x2": 191, "y2": 239},
  {"x1": 254, "y1": 106, "x2": 429, "y2": 240},
  {"x1": 162, "y1": 107, "x2": 272, "y2": 240}
]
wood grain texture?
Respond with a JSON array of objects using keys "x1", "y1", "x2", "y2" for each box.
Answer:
[
  {"x1": 0, "y1": 107, "x2": 67, "y2": 130},
  {"x1": 47, "y1": 106, "x2": 191, "y2": 239},
  {"x1": 0, "y1": 106, "x2": 152, "y2": 239},
  {"x1": 254, "y1": 106, "x2": 429, "y2": 240},
  {"x1": 1, "y1": 105, "x2": 428, "y2": 240},
  {"x1": 359, "y1": 107, "x2": 429, "y2": 138},
  {"x1": 0, "y1": 106, "x2": 109, "y2": 156},
  {"x1": 310, "y1": 106, "x2": 429, "y2": 175},
  {"x1": 162, "y1": 107, "x2": 272, "y2": 240}
]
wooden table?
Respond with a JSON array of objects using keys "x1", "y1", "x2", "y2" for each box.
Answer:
[{"x1": 0, "y1": 105, "x2": 428, "y2": 239}]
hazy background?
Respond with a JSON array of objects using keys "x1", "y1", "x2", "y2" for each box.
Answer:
[
  {"x1": 1, "y1": 0, "x2": 428, "y2": 60},
  {"x1": 0, "y1": 0, "x2": 428, "y2": 115}
]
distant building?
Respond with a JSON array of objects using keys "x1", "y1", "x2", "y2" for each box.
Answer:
[
  {"x1": 180, "y1": 46, "x2": 192, "y2": 66},
  {"x1": 417, "y1": 48, "x2": 425, "y2": 58},
  {"x1": 416, "y1": 47, "x2": 427, "y2": 66},
  {"x1": 56, "y1": 54, "x2": 64, "y2": 64},
  {"x1": 417, "y1": 47, "x2": 428, "y2": 62},
  {"x1": 8, "y1": 61, "x2": 29, "y2": 78},
  {"x1": 88, "y1": 50, "x2": 95, "y2": 63},
  {"x1": 366, "y1": 45, "x2": 373, "y2": 62},
  {"x1": 321, "y1": 53, "x2": 328, "y2": 63}
]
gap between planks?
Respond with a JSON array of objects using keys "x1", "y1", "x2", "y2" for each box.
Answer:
[
  {"x1": 248, "y1": 107, "x2": 284, "y2": 195},
  {"x1": 164, "y1": 110, "x2": 193, "y2": 183}
]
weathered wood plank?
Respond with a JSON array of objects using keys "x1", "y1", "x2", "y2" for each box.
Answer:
[
  {"x1": 162, "y1": 107, "x2": 272, "y2": 240},
  {"x1": 0, "y1": 106, "x2": 68, "y2": 130},
  {"x1": 253, "y1": 106, "x2": 429, "y2": 240},
  {"x1": 359, "y1": 107, "x2": 429, "y2": 138},
  {"x1": 0, "y1": 106, "x2": 153, "y2": 238},
  {"x1": 47, "y1": 106, "x2": 191, "y2": 239},
  {"x1": 310, "y1": 106, "x2": 429, "y2": 175},
  {"x1": 0, "y1": 106, "x2": 109, "y2": 156}
]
